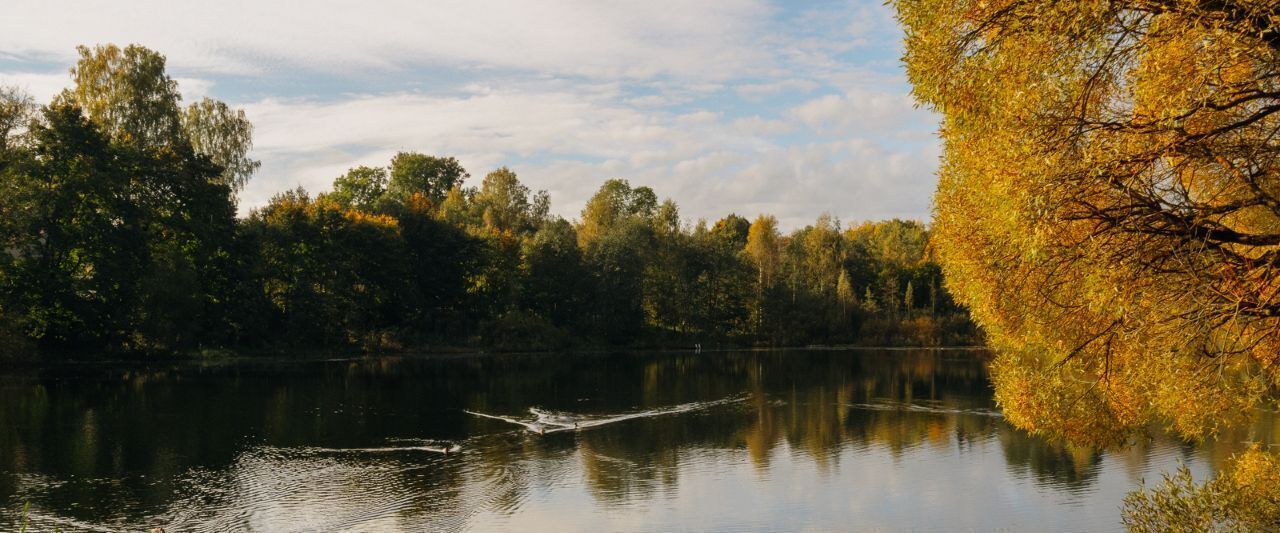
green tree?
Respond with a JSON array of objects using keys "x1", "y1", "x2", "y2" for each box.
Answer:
[
  {"x1": 129, "y1": 130, "x2": 237, "y2": 351},
  {"x1": 182, "y1": 98, "x2": 261, "y2": 194},
  {"x1": 386, "y1": 152, "x2": 469, "y2": 204},
  {"x1": 392, "y1": 194, "x2": 482, "y2": 338},
  {"x1": 327, "y1": 166, "x2": 388, "y2": 211},
  {"x1": 710, "y1": 214, "x2": 750, "y2": 249},
  {"x1": 437, "y1": 186, "x2": 475, "y2": 227},
  {"x1": 0, "y1": 86, "x2": 35, "y2": 156},
  {"x1": 1124, "y1": 448, "x2": 1280, "y2": 532},
  {"x1": 520, "y1": 218, "x2": 587, "y2": 328},
  {"x1": 585, "y1": 218, "x2": 652, "y2": 343},
  {"x1": 3, "y1": 49, "x2": 242, "y2": 353},
  {"x1": 59, "y1": 44, "x2": 183, "y2": 147},
  {"x1": 247, "y1": 188, "x2": 411, "y2": 348},
  {"x1": 845, "y1": 219, "x2": 928, "y2": 268},
  {"x1": 473, "y1": 167, "x2": 547, "y2": 234},
  {"x1": 644, "y1": 201, "x2": 752, "y2": 339},
  {"x1": 653, "y1": 199, "x2": 682, "y2": 236},
  {"x1": 644, "y1": 209, "x2": 694, "y2": 334},
  {"x1": 60, "y1": 44, "x2": 258, "y2": 198},
  {"x1": 578, "y1": 179, "x2": 658, "y2": 248},
  {"x1": 861, "y1": 287, "x2": 878, "y2": 314},
  {"x1": 0, "y1": 104, "x2": 148, "y2": 350},
  {"x1": 691, "y1": 225, "x2": 753, "y2": 338},
  {"x1": 801, "y1": 214, "x2": 843, "y2": 299}
]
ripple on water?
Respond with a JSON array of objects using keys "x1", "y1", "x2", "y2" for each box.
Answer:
[
  {"x1": 142, "y1": 445, "x2": 469, "y2": 532},
  {"x1": 6, "y1": 350, "x2": 1266, "y2": 533},
  {"x1": 131, "y1": 429, "x2": 613, "y2": 532}
]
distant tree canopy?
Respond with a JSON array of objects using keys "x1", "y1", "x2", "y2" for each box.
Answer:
[
  {"x1": 182, "y1": 97, "x2": 260, "y2": 194},
  {"x1": 57, "y1": 44, "x2": 259, "y2": 197},
  {"x1": 0, "y1": 86, "x2": 35, "y2": 155},
  {"x1": 386, "y1": 152, "x2": 469, "y2": 203},
  {"x1": 899, "y1": 1, "x2": 1280, "y2": 525},
  {"x1": 0, "y1": 43, "x2": 976, "y2": 358}
]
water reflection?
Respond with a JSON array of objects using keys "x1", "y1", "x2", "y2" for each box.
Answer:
[{"x1": 0, "y1": 349, "x2": 1273, "y2": 531}]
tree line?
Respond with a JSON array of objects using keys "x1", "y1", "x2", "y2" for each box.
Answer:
[{"x1": 0, "y1": 44, "x2": 975, "y2": 358}]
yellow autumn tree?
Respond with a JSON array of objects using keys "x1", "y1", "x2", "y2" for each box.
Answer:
[
  {"x1": 746, "y1": 214, "x2": 782, "y2": 335},
  {"x1": 899, "y1": 0, "x2": 1280, "y2": 441},
  {"x1": 897, "y1": 0, "x2": 1280, "y2": 522}
]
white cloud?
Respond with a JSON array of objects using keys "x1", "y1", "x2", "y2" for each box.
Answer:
[
  {"x1": 0, "y1": 72, "x2": 67, "y2": 101},
  {"x1": 174, "y1": 77, "x2": 216, "y2": 102},
  {"x1": 695, "y1": 138, "x2": 939, "y2": 228},
  {"x1": 730, "y1": 116, "x2": 794, "y2": 136},
  {"x1": 0, "y1": 0, "x2": 774, "y2": 81},
  {"x1": 788, "y1": 89, "x2": 929, "y2": 136},
  {"x1": 0, "y1": 70, "x2": 214, "y2": 104},
  {"x1": 236, "y1": 84, "x2": 938, "y2": 229},
  {"x1": 734, "y1": 79, "x2": 821, "y2": 99},
  {"x1": 238, "y1": 89, "x2": 725, "y2": 213},
  {"x1": 2, "y1": 0, "x2": 944, "y2": 228}
]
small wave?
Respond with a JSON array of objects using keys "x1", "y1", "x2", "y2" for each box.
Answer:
[
  {"x1": 530, "y1": 407, "x2": 578, "y2": 428},
  {"x1": 272, "y1": 443, "x2": 459, "y2": 455},
  {"x1": 467, "y1": 395, "x2": 746, "y2": 435},
  {"x1": 845, "y1": 402, "x2": 1004, "y2": 418},
  {"x1": 585, "y1": 451, "x2": 636, "y2": 466},
  {"x1": 20, "y1": 511, "x2": 132, "y2": 533}
]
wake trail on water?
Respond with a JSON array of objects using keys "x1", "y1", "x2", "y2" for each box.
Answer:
[
  {"x1": 310, "y1": 445, "x2": 458, "y2": 454},
  {"x1": 465, "y1": 394, "x2": 747, "y2": 435},
  {"x1": 464, "y1": 410, "x2": 558, "y2": 434},
  {"x1": 272, "y1": 441, "x2": 460, "y2": 455},
  {"x1": 845, "y1": 402, "x2": 1004, "y2": 418}
]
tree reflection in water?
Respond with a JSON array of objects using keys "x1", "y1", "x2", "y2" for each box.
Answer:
[{"x1": 0, "y1": 349, "x2": 1272, "y2": 531}]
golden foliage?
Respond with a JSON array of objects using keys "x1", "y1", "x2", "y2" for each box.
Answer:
[
  {"x1": 899, "y1": 0, "x2": 1280, "y2": 446},
  {"x1": 340, "y1": 208, "x2": 399, "y2": 230},
  {"x1": 1124, "y1": 446, "x2": 1280, "y2": 532}
]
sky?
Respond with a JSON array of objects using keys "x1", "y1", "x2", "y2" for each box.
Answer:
[{"x1": 0, "y1": 0, "x2": 941, "y2": 229}]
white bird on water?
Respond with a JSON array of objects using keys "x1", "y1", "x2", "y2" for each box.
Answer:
[
  {"x1": 530, "y1": 407, "x2": 579, "y2": 429},
  {"x1": 464, "y1": 395, "x2": 745, "y2": 436},
  {"x1": 464, "y1": 410, "x2": 561, "y2": 434}
]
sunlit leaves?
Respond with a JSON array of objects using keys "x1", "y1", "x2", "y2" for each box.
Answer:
[
  {"x1": 0, "y1": 87, "x2": 35, "y2": 156},
  {"x1": 386, "y1": 152, "x2": 469, "y2": 203},
  {"x1": 577, "y1": 179, "x2": 658, "y2": 249},
  {"x1": 745, "y1": 215, "x2": 781, "y2": 288},
  {"x1": 182, "y1": 98, "x2": 260, "y2": 194},
  {"x1": 899, "y1": 0, "x2": 1280, "y2": 447},
  {"x1": 59, "y1": 44, "x2": 183, "y2": 148},
  {"x1": 901, "y1": 2, "x2": 1280, "y2": 522},
  {"x1": 1123, "y1": 447, "x2": 1280, "y2": 532},
  {"x1": 474, "y1": 167, "x2": 545, "y2": 235},
  {"x1": 326, "y1": 166, "x2": 388, "y2": 211},
  {"x1": 59, "y1": 44, "x2": 259, "y2": 199}
]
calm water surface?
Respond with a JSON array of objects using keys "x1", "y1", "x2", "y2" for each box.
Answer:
[{"x1": 1, "y1": 348, "x2": 1275, "y2": 532}]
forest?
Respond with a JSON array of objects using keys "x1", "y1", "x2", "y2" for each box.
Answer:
[{"x1": 0, "y1": 44, "x2": 975, "y2": 359}]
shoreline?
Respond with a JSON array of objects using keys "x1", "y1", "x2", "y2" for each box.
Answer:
[{"x1": 0, "y1": 344, "x2": 991, "y2": 372}]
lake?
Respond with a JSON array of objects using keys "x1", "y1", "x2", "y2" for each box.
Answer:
[{"x1": 0, "y1": 348, "x2": 1271, "y2": 532}]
